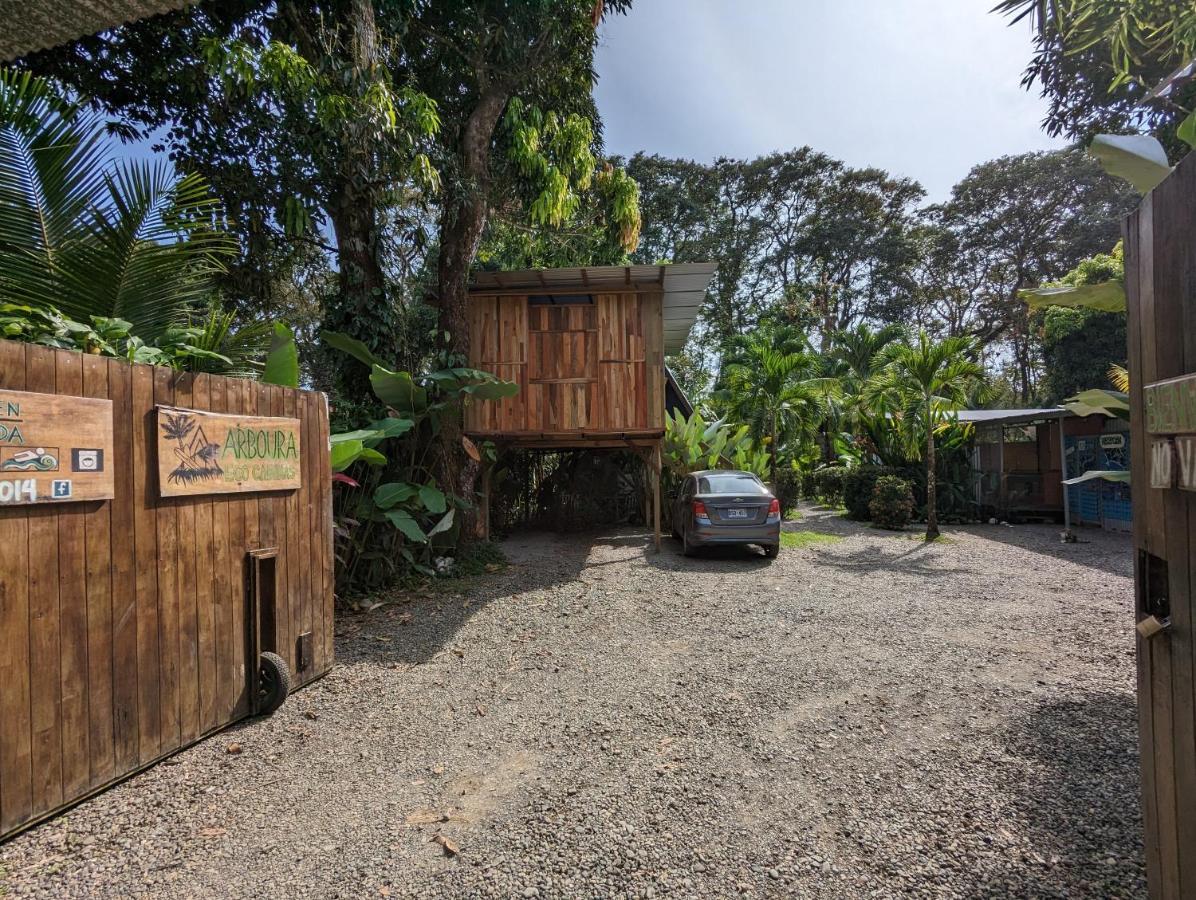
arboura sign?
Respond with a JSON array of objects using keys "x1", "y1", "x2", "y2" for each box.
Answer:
[
  {"x1": 1146, "y1": 373, "x2": 1196, "y2": 492},
  {"x1": 156, "y1": 405, "x2": 302, "y2": 497}
]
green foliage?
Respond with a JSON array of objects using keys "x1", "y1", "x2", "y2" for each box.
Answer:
[
  {"x1": 0, "y1": 68, "x2": 237, "y2": 342},
  {"x1": 326, "y1": 334, "x2": 518, "y2": 595},
  {"x1": 1035, "y1": 244, "x2": 1127, "y2": 403},
  {"x1": 662, "y1": 409, "x2": 771, "y2": 479},
  {"x1": 0, "y1": 300, "x2": 288, "y2": 372},
  {"x1": 843, "y1": 466, "x2": 899, "y2": 521},
  {"x1": 997, "y1": 0, "x2": 1196, "y2": 158},
  {"x1": 869, "y1": 476, "x2": 915, "y2": 530},
  {"x1": 813, "y1": 466, "x2": 848, "y2": 506},
  {"x1": 262, "y1": 322, "x2": 300, "y2": 387}
]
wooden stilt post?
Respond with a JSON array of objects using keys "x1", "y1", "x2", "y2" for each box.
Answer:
[
  {"x1": 481, "y1": 462, "x2": 491, "y2": 542},
  {"x1": 652, "y1": 442, "x2": 662, "y2": 553}
]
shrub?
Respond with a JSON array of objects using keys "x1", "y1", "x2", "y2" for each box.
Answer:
[
  {"x1": 800, "y1": 471, "x2": 815, "y2": 499},
  {"x1": 773, "y1": 464, "x2": 802, "y2": 513},
  {"x1": 870, "y1": 476, "x2": 915, "y2": 530},
  {"x1": 843, "y1": 465, "x2": 897, "y2": 520},
  {"x1": 813, "y1": 465, "x2": 848, "y2": 505}
]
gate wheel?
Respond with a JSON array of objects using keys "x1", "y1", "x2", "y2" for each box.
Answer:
[{"x1": 257, "y1": 651, "x2": 291, "y2": 715}]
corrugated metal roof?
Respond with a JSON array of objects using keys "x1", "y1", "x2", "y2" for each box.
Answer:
[
  {"x1": 469, "y1": 263, "x2": 716, "y2": 355},
  {"x1": 957, "y1": 408, "x2": 1069, "y2": 425},
  {"x1": 1, "y1": 1, "x2": 197, "y2": 61}
]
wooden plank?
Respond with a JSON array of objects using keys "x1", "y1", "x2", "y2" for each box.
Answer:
[
  {"x1": 53, "y1": 350, "x2": 90, "y2": 802},
  {"x1": 152, "y1": 367, "x2": 182, "y2": 755},
  {"x1": 81, "y1": 354, "x2": 114, "y2": 789},
  {"x1": 130, "y1": 363, "x2": 160, "y2": 765},
  {"x1": 1153, "y1": 165, "x2": 1196, "y2": 898},
  {"x1": 317, "y1": 393, "x2": 334, "y2": 673},
  {"x1": 171, "y1": 373, "x2": 201, "y2": 745},
  {"x1": 271, "y1": 382, "x2": 291, "y2": 669},
  {"x1": 206, "y1": 379, "x2": 235, "y2": 725},
  {"x1": 192, "y1": 374, "x2": 218, "y2": 734},
  {"x1": 225, "y1": 378, "x2": 250, "y2": 718},
  {"x1": 642, "y1": 292, "x2": 664, "y2": 429},
  {"x1": 0, "y1": 339, "x2": 33, "y2": 833},
  {"x1": 156, "y1": 405, "x2": 301, "y2": 497},
  {"x1": 107, "y1": 358, "x2": 139, "y2": 774},
  {"x1": 284, "y1": 388, "x2": 302, "y2": 679},
  {"x1": 24, "y1": 344, "x2": 62, "y2": 815},
  {"x1": 297, "y1": 389, "x2": 314, "y2": 681},
  {"x1": 0, "y1": 388, "x2": 114, "y2": 504}
]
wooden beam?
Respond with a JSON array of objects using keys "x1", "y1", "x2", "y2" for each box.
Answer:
[
  {"x1": 480, "y1": 463, "x2": 491, "y2": 542},
  {"x1": 653, "y1": 443, "x2": 662, "y2": 553}
]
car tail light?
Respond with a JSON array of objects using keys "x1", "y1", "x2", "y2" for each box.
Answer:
[
  {"x1": 767, "y1": 498, "x2": 781, "y2": 522},
  {"x1": 692, "y1": 500, "x2": 708, "y2": 518}
]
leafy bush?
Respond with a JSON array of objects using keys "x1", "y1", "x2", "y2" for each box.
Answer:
[
  {"x1": 662, "y1": 408, "x2": 770, "y2": 479},
  {"x1": 800, "y1": 470, "x2": 815, "y2": 499},
  {"x1": 870, "y1": 476, "x2": 915, "y2": 530},
  {"x1": 326, "y1": 330, "x2": 519, "y2": 596},
  {"x1": 843, "y1": 465, "x2": 898, "y2": 520},
  {"x1": 813, "y1": 465, "x2": 848, "y2": 505},
  {"x1": 0, "y1": 300, "x2": 287, "y2": 375},
  {"x1": 773, "y1": 463, "x2": 802, "y2": 514}
]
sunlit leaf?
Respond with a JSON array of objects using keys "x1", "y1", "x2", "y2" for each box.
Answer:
[
  {"x1": 1063, "y1": 469, "x2": 1131, "y2": 485},
  {"x1": 1020, "y1": 281, "x2": 1126, "y2": 312},
  {"x1": 261, "y1": 322, "x2": 299, "y2": 387},
  {"x1": 1089, "y1": 134, "x2": 1172, "y2": 193}
]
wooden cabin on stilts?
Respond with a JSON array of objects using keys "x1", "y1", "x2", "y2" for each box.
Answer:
[{"x1": 464, "y1": 264, "x2": 717, "y2": 549}]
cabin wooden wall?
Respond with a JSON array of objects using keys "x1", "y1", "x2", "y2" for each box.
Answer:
[
  {"x1": 0, "y1": 339, "x2": 334, "y2": 841},
  {"x1": 1126, "y1": 154, "x2": 1196, "y2": 898},
  {"x1": 466, "y1": 291, "x2": 664, "y2": 437}
]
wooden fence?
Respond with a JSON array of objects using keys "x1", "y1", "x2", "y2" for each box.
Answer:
[
  {"x1": 1126, "y1": 152, "x2": 1196, "y2": 898},
  {"x1": 0, "y1": 339, "x2": 334, "y2": 840}
]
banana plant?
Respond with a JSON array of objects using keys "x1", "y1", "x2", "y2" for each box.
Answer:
[{"x1": 324, "y1": 330, "x2": 518, "y2": 589}]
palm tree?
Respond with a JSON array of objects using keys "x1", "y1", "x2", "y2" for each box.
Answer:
[
  {"x1": 0, "y1": 68, "x2": 236, "y2": 341},
  {"x1": 828, "y1": 322, "x2": 907, "y2": 460},
  {"x1": 721, "y1": 334, "x2": 833, "y2": 485},
  {"x1": 871, "y1": 331, "x2": 986, "y2": 541}
]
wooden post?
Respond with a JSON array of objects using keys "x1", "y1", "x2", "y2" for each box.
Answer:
[
  {"x1": 652, "y1": 442, "x2": 662, "y2": 553},
  {"x1": 1058, "y1": 417, "x2": 1073, "y2": 539},
  {"x1": 997, "y1": 425, "x2": 1006, "y2": 515},
  {"x1": 481, "y1": 462, "x2": 492, "y2": 542}
]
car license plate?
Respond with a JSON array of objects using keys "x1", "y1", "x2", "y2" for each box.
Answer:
[{"x1": 725, "y1": 508, "x2": 749, "y2": 519}]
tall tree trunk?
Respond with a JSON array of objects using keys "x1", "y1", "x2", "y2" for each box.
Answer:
[
  {"x1": 769, "y1": 413, "x2": 778, "y2": 487},
  {"x1": 925, "y1": 412, "x2": 939, "y2": 541},
  {"x1": 436, "y1": 86, "x2": 510, "y2": 358},
  {"x1": 314, "y1": 0, "x2": 391, "y2": 395},
  {"x1": 435, "y1": 86, "x2": 510, "y2": 516}
]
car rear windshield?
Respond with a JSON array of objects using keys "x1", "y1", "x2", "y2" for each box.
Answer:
[{"x1": 698, "y1": 474, "x2": 767, "y2": 494}]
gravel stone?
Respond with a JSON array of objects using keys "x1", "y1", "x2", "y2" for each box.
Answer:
[{"x1": 0, "y1": 506, "x2": 1145, "y2": 898}]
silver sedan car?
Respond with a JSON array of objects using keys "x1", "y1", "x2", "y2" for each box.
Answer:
[{"x1": 671, "y1": 470, "x2": 781, "y2": 558}]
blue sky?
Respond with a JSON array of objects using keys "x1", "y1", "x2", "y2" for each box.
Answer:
[{"x1": 593, "y1": 0, "x2": 1066, "y2": 201}]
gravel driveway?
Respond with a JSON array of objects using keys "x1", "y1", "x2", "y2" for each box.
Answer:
[{"x1": 0, "y1": 506, "x2": 1144, "y2": 899}]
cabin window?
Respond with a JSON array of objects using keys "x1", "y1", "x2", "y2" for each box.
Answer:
[{"x1": 528, "y1": 294, "x2": 594, "y2": 305}]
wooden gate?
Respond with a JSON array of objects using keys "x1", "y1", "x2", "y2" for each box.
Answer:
[
  {"x1": 0, "y1": 339, "x2": 334, "y2": 841},
  {"x1": 1126, "y1": 153, "x2": 1196, "y2": 897}
]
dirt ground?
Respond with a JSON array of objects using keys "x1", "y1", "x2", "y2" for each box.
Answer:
[{"x1": 0, "y1": 506, "x2": 1144, "y2": 898}]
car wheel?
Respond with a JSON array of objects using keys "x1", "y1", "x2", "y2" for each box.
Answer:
[
  {"x1": 763, "y1": 543, "x2": 779, "y2": 559},
  {"x1": 682, "y1": 527, "x2": 697, "y2": 557}
]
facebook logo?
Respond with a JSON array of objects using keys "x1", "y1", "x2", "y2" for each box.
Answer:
[{"x1": 51, "y1": 479, "x2": 72, "y2": 499}]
